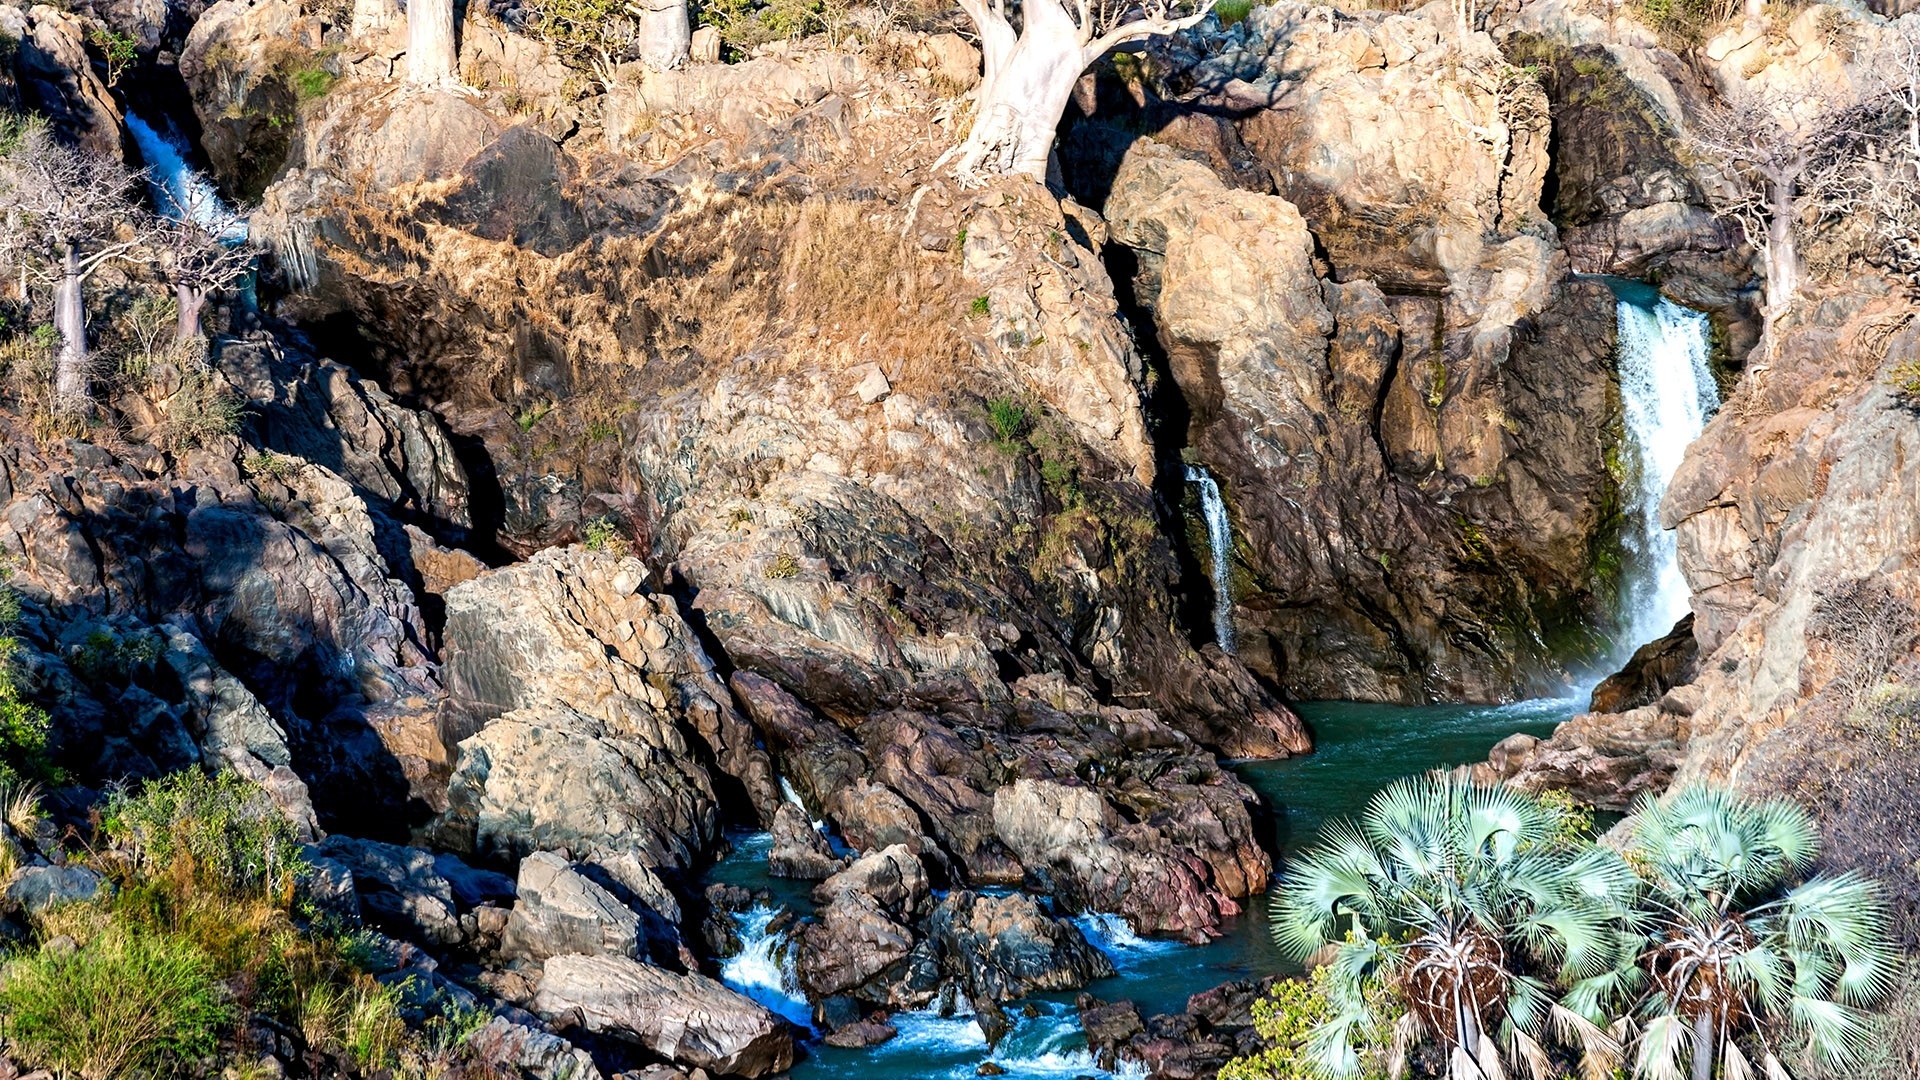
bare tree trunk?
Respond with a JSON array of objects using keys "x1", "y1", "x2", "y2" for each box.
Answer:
[
  {"x1": 1690, "y1": 1012, "x2": 1716, "y2": 1080},
  {"x1": 52, "y1": 244, "x2": 88, "y2": 414},
  {"x1": 408, "y1": 0, "x2": 457, "y2": 85},
  {"x1": 636, "y1": 0, "x2": 690, "y2": 71},
  {"x1": 1764, "y1": 174, "x2": 1799, "y2": 320},
  {"x1": 175, "y1": 283, "x2": 207, "y2": 345},
  {"x1": 951, "y1": 0, "x2": 1085, "y2": 180}
]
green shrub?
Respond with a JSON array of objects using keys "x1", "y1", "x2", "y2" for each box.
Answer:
[
  {"x1": 0, "y1": 580, "x2": 54, "y2": 788},
  {"x1": 86, "y1": 27, "x2": 137, "y2": 85},
  {"x1": 583, "y1": 516, "x2": 630, "y2": 556},
  {"x1": 1888, "y1": 358, "x2": 1920, "y2": 410},
  {"x1": 1214, "y1": 0, "x2": 1252, "y2": 26},
  {"x1": 102, "y1": 769, "x2": 308, "y2": 899},
  {"x1": 986, "y1": 395, "x2": 1027, "y2": 451},
  {"x1": 969, "y1": 295, "x2": 990, "y2": 317},
  {"x1": 1219, "y1": 967, "x2": 1389, "y2": 1080},
  {"x1": 0, "y1": 927, "x2": 233, "y2": 1079},
  {"x1": 290, "y1": 66, "x2": 335, "y2": 101}
]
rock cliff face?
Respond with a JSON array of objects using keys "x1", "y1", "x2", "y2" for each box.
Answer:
[{"x1": 1068, "y1": 4, "x2": 1639, "y2": 702}]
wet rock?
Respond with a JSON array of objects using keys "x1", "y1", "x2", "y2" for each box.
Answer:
[
  {"x1": 1077, "y1": 997, "x2": 1145, "y2": 1069},
  {"x1": 796, "y1": 890, "x2": 916, "y2": 999},
  {"x1": 822, "y1": 1018, "x2": 897, "y2": 1048},
  {"x1": 1101, "y1": 61, "x2": 1618, "y2": 705},
  {"x1": 1589, "y1": 614, "x2": 1699, "y2": 714},
  {"x1": 814, "y1": 845, "x2": 929, "y2": 920},
  {"x1": 927, "y1": 891, "x2": 1114, "y2": 1002},
  {"x1": 501, "y1": 852, "x2": 651, "y2": 963},
  {"x1": 767, "y1": 803, "x2": 842, "y2": 880},
  {"x1": 533, "y1": 954, "x2": 795, "y2": 1077}
]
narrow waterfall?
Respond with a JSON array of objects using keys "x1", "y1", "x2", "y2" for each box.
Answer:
[
  {"x1": 1183, "y1": 464, "x2": 1235, "y2": 652},
  {"x1": 1612, "y1": 290, "x2": 1720, "y2": 653},
  {"x1": 125, "y1": 114, "x2": 248, "y2": 238}
]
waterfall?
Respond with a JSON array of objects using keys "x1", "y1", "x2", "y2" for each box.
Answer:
[
  {"x1": 1184, "y1": 464, "x2": 1235, "y2": 653},
  {"x1": 1612, "y1": 291, "x2": 1720, "y2": 653},
  {"x1": 720, "y1": 904, "x2": 814, "y2": 1030},
  {"x1": 125, "y1": 114, "x2": 247, "y2": 239}
]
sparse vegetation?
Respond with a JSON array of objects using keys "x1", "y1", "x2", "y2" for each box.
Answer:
[
  {"x1": 0, "y1": 576, "x2": 53, "y2": 788},
  {"x1": 766, "y1": 551, "x2": 801, "y2": 578},
  {"x1": 583, "y1": 515, "x2": 632, "y2": 556}
]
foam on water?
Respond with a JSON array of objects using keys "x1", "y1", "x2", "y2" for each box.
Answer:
[
  {"x1": 719, "y1": 904, "x2": 813, "y2": 1030},
  {"x1": 1074, "y1": 913, "x2": 1182, "y2": 969},
  {"x1": 125, "y1": 114, "x2": 247, "y2": 238}
]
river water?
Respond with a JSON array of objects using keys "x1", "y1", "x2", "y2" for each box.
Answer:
[{"x1": 707, "y1": 696, "x2": 1578, "y2": 1079}]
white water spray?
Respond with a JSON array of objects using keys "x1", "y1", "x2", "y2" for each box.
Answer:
[
  {"x1": 125, "y1": 114, "x2": 247, "y2": 239},
  {"x1": 1613, "y1": 293, "x2": 1720, "y2": 653},
  {"x1": 720, "y1": 904, "x2": 814, "y2": 1030},
  {"x1": 1184, "y1": 464, "x2": 1235, "y2": 653}
]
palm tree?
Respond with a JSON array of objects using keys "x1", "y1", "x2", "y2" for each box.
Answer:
[
  {"x1": 1585, "y1": 786, "x2": 1900, "y2": 1080},
  {"x1": 1272, "y1": 774, "x2": 1637, "y2": 1080}
]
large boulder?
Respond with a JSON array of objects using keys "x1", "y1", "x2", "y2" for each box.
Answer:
[
  {"x1": 315, "y1": 837, "x2": 462, "y2": 946},
  {"x1": 766, "y1": 803, "x2": 842, "y2": 880},
  {"x1": 439, "y1": 702, "x2": 718, "y2": 872},
  {"x1": 437, "y1": 546, "x2": 772, "y2": 868},
  {"x1": 533, "y1": 954, "x2": 795, "y2": 1077},
  {"x1": 500, "y1": 852, "x2": 651, "y2": 963},
  {"x1": 927, "y1": 891, "x2": 1114, "y2": 1002}
]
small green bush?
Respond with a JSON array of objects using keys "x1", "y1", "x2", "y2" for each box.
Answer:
[
  {"x1": 102, "y1": 769, "x2": 307, "y2": 899},
  {"x1": 1218, "y1": 966, "x2": 1389, "y2": 1080},
  {"x1": 1214, "y1": 0, "x2": 1252, "y2": 26},
  {"x1": 0, "y1": 927, "x2": 233, "y2": 1080},
  {"x1": 583, "y1": 516, "x2": 630, "y2": 556},
  {"x1": 0, "y1": 581, "x2": 54, "y2": 788},
  {"x1": 969, "y1": 295, "x2": 990, "y2": 317},
  {"x1": 1888, "y1": 358, "x2": 1920, "y2": 410},
  {"x1": 290, "y1": 66, "x2": 336, "y2": 101},
  {"x1": 986, "y1": 395, "x2": 1027, "y2": 451}
]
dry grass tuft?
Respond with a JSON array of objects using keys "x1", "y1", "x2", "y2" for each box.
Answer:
[{"x1": 641, "y1": 195, "x2": 968, "y2": 395}]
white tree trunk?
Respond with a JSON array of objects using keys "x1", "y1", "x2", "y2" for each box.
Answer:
[
  {"x1": 637, "y1": 0, "x2": 690, "y2": 71},
  {"x1": 176, "y1": 282, "x2": 207, "y2": 345},
  {"x1": 53, "y1": 245, "x2": 88, "y2": 414},
  {"x1": 408, "y1": 0, "x2": 458, "y2": 85},
  {"x1": 952, "y1": 0, "x2": 1085, "y2": 180},
  {"x1": 1764, "y1": 176, "x2": 1799, "y2": 320}
]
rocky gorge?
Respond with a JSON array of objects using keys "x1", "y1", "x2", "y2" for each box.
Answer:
[{"x1": 0, "y1": 0, "x2": 1913, "y2": 1073}]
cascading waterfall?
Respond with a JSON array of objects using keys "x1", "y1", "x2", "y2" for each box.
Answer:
[
  {"x1": 720, "y1": 904, "x2": 814, "y2": 1030},
  {"x1": 1183, "y1": 464, "x2": 1236, "y2": 653},
  {"x1": 1612, "y1": 290, "x2": 1721, "y2": 654},
  {"x1": 125, "y1": 114, "x2": 247, "y2": 238}
]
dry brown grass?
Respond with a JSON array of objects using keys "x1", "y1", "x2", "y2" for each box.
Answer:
[{"x1": 641, "y1": 195, "x2": 968, "y2": 396}]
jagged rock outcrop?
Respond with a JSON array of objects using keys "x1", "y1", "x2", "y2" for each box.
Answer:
[
  {"x1": 315, "y1": 836, "x2": 463, "y2": 946},
  {"x1": 434, "y1": 545, "x2": 770, "y2": 870},
  {"x1": 533, "y1": 954, "x2": 796, "y2": 1077},
  {"x1": 0, "y1": 5, "x2": 125, "y2": 160},
  {"x1": 766, "y1": 803, "x2": 843, "y2": 880},
  {"x1": 0, "y1": 335, "x2": 468, "y2": 838},
  {"x1": 926, "y1": 890, "x2": 1116, "y2": 1002},
  {"x1": 1104, "y1": 137, "x2": 1621, "y2": 702}
]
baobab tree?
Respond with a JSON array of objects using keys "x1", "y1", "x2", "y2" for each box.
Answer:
[
  {"x1": 158, "y1": 207, "x2": 256, "y2": 344},
  {"x1": 946, "y1": 0, "x2": 1216, "y2": 181},
  {"x1": 0, "y1": 120, "x2": 161, "y2": 415},
  {"x1": 408, "y1": 0, "x2": 458, "y2": 84},
  {"x1": 1687, "y1": 84, "x2": 1863, "y2": 338}
]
